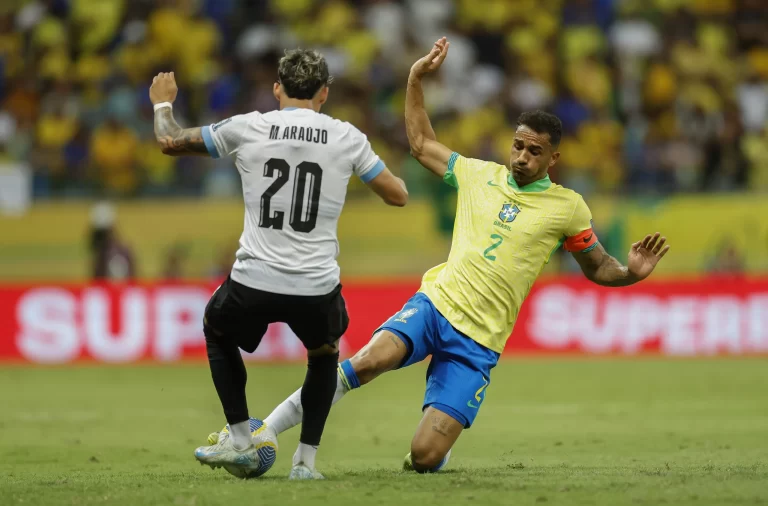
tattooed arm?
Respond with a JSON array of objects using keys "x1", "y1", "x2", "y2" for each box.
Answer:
[
  {"x1": 149, "y1": 71, "x2": 209, "y2": 157},
  {"x1": 153, "y1": 108, "x2": 208, "y2": 156},
  {"x1": 573, "y1": 233, "x2": 670, "y2": 287}
]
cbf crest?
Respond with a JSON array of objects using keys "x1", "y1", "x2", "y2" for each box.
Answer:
[
  {"x1": 498, "y1": 203, "x2": 521, "y2": 223},
  {"x1": 394, "y1": 308, "x2": 418, "y2": 324}
]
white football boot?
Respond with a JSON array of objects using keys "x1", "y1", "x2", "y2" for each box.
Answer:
[
  {"x1": 289, "y1": 464, "x2": 325, "y2": 480},
  {"x1": 194, "y1": 431, "x2": 262, "y2": 473}
]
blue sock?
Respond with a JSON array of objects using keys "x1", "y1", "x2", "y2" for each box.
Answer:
[{"x1": 338, "y1": 359, "x2": 361, "y2": 389}]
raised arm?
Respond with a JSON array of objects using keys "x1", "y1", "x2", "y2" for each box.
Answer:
[
  {"x1": 573, "y1": 233, "x2": 670, "y2": 287},
  {"x1": 150, "y1": 72, "x2": 209, "y2": 156},
  {"x1": 405, "y1": 38, "x2": 454, "y2": 178}
]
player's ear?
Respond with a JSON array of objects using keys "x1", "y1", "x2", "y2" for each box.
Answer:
[
  {"x1": 549, "y1": 151, "x2": 560, "y2": 168},
  {"x1": 316, "y1": 86, "x2": 329, "y2": 107},
  {"x1": 273, "y1": 82, "x2": 282, "y2": 102}
]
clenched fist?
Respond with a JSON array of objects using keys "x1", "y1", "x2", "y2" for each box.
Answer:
[{"x1": 149, "y1": 72, "x2": 178, "y2": 105}]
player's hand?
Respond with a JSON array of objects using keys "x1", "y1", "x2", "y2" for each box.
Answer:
[
  {"x1": 627, "y1": 233, "x2": 670, "y2": 281},
  {"x1": 410, "y1": 37, "x2": 450, "y2": 79},
  {"x1": 149, "y1": 72, "x2": 178, "y2": 105}
]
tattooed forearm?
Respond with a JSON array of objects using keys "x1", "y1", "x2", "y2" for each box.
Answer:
[
  {"x1": 573, "y1": 243, "x2": 637, "y2": 287},
  {"x1": 154, "y1": 108, "x2": 208, "y2": 156}
]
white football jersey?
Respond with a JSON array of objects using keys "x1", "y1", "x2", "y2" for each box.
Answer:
[{"x1": 202, "y1": 107, "x2": 384, "y2": 296}]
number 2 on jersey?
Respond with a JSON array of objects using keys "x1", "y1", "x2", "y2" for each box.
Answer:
[
  {"x1": 260, "y1": 158, "x2": 323, "y2": 233},
  {"x1": 483, "y1": 234, "x2": 504, "y2": 261}
]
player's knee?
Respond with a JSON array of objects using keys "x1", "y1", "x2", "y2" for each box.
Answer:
[
  {"x1": 409, "y1": 439, "x2": 446, "y2": 472},
  {"x1": 306, "y1": 339, "x2": 340, "y2": 357}
]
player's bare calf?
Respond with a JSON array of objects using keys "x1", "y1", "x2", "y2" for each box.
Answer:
[{"x1": 347, "y1": 330, "x2": 410, "y2": 385}]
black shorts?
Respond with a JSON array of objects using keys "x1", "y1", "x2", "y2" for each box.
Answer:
[{"x1": 203, "y1": 277, "x2": 349, "y2": 353}]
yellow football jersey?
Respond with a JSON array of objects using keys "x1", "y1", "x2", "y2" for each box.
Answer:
[{"x1": 419, "y1": 153, "x2": 597, "y2": 353}]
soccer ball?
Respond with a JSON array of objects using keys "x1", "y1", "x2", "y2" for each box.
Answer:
[{"x1": 210, "y1": 417, "x2": 278, "y2": 479}]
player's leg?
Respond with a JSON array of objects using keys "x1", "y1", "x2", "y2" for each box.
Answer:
[
  {"x1": 291, "y1": 340, "x2": 340, "y2": 479},
  {"x1": 264, "y1": 328, "x2": 409, "y2": 436},
  {"x1": 349, "y1": 328, "x2": 412, "y2": 384},
  {"x1": 406, "y1": 406, "x2": 464, "y2": 472},
  {"x1": 202, "y1": 279, "x2": 268, "y2": 450},
  {"x1": 284, "y1": 285, "x2": 349, "y2": 479},
  {"x1": 203, "y1": 330, "x2": 253, "y2": 450},
  {"x1": 404, "y1": 305, "x2": 500, "y2": 473},
  {"x1": 194, "y1": 279, "x2": 269, "y2": 471},
  {"x1": 263, "y1": 293, "x2": 435, "y2": 441}
]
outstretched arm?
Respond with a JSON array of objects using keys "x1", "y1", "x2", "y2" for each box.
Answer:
[
  {"x1": 150, "y1": 72, "x2": 209, "y2": 156},
  {"x1": 573, "y1": 233, "x2": 670, "y2": 287},
  {"x1": 405, "y1": 37, "x2": 454, "y2": 178}
]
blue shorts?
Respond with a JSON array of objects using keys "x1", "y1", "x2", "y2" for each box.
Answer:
[{"x1": 376, "y1": 292, "x2": 500, "y2": 428}]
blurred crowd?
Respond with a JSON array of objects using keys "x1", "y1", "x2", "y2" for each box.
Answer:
[{"x1": 0, "y1": 0, "x2": 767, "y2": 201}]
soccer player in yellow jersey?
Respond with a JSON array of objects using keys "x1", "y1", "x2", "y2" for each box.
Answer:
[{"x1": 214, "y1": 38, "x2": 671, "y2": 476}]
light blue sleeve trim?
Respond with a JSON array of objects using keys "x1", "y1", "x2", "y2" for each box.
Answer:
[
  {"x1": 360, "y1": 159, "x2": 385, "y2": 183},
  {"x1": 581, "y1": 242, "x2": 599, "y2": 254},
  {"x1": 443, "y1": 152, "x2": 460, "y2": 188},
  {"x1": 201, "y1": 126, "x2": 220, "y2": 159},
  {"x1": 447, "y1": 152, "x2": 459, "y2": 173}
]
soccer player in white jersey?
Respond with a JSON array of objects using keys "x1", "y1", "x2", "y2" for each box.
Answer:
[{"x1": 149, "y1": 49, "x2": 408, "y2": 480}]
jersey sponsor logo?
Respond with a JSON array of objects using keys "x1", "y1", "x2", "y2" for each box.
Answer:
[
  {"x1": 212, "y1": 118, "x2": 233, "y2": 132},
  {"x1": 394, "y1": 308, "x2": 418, "y2": 323},
  {"x1": 583, "y1": 234, "x2": 593, "y2": 243},
  {"x1": 498, "y1": 203, "x2": 521, "y2": 223},
  {"x1": 467, "y1": 377, "x2": 489, "y2": 409},
  {"x1": 487, "y1": 180, "x2": 501, "y2": 187}
]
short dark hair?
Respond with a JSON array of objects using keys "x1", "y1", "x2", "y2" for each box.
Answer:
[
  {"x1": 277, "y1": 49, "x2": 332, "y2": 100},
  {"x1": 516, "y1": 110, "x2": 563, "y2": 148}
]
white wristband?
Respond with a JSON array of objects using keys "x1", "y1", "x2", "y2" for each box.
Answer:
[{"x1": 153, "y1": 102, "x2": 172, "y2": 112}]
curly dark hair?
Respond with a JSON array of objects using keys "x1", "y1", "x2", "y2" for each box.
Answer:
[
  {"x1": 517, "y1": 110, "x2": 563, "y2": 148},
  {"x1": 277, "y1": 49, "x2": 332, "y2": 100}
]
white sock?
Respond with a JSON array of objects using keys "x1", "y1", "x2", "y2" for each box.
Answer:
[
  {"x1": 293, "y1": 442, "x2": 318, "y2": 469},
  {"x1": 229, "y1": 420, "x2": 252, "y2": 451},
  {"x1": 264, "y1": 370, "x2": 349, "y2": 437},
  {"x1": 264, "y1": 388, "x2": 303, "y2": 436}
]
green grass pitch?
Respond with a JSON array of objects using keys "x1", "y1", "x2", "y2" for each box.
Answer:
[{"x1": 1, "y1": 359, "x2": 766, "y2": 506}]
